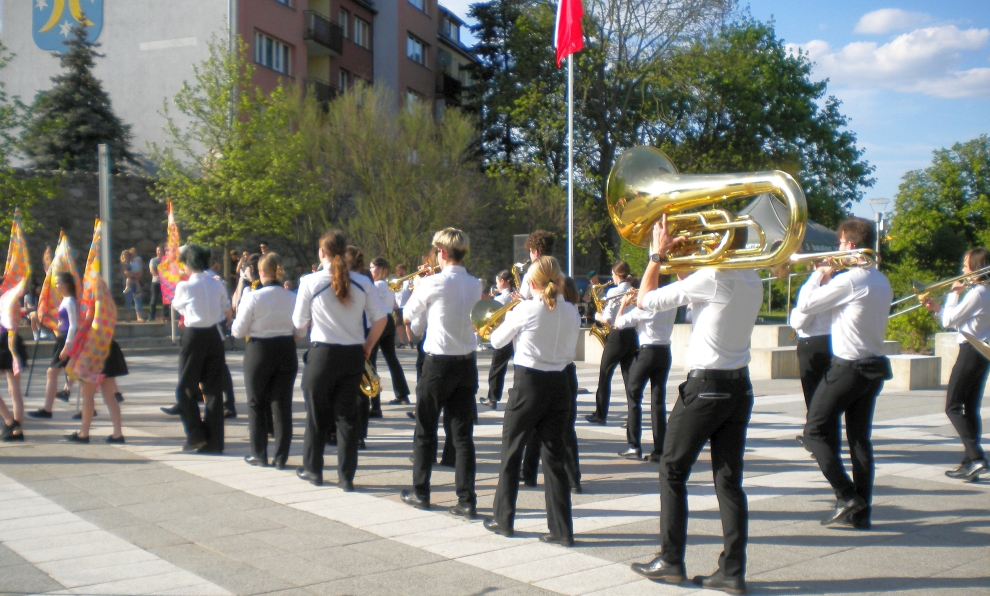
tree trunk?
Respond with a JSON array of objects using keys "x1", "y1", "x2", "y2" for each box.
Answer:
[{"x1": 222, "y1": 241, "x2": 230, "y2": 292}]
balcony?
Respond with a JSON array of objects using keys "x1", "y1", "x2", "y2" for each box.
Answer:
[
  {"x1": 436, "y1": 72, "x2": 463, "y2": 105},
  {"x1": 305, "y1": 77, "x2": 339, "y2": 108},
  {"x1": 304, "y1": 10, "x2": 343, "y2": 57}
]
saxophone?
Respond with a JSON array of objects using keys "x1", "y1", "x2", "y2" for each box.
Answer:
[{"x1": 588, "y1": 281, "x2": 613, "y2": 348}]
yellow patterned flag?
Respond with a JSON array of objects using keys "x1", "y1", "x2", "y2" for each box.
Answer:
[
  {"x1": 67, "y1": 219, "x2": 117, "y2": 385},
  {"x1": 0, "y1": 213, "x2": 31, "y2": 374},
  {"x1": 158, "y1": 200, "x2": 183, "y2": 304},
  {"x1": 37, "y1": 232, "x2": 81, "y2": 333}
]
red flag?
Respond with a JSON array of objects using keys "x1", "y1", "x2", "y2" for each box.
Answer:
[{"x1": 555, "y1": 0, "x2": 584, "y2": 67}]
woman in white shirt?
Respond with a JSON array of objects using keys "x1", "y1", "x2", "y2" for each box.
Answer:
[
  {"x1": 29, "y1": 273, "x2": 78, "y2": 419},
  {"x1": 587, "y1": 261, "x2": 638, "y2": 424},
  {"x1": 481, "y1": 270, "x2": 516, "y2": 410},
  {"x1": 485, "y1": 256, "x2": 580, "y2": 546},
  {"x1": 369, "y1": 257, "x2": 411, "y2": 408},
  {"x1": 232, "y1": 253, "x2": 299, "y2": 469}
]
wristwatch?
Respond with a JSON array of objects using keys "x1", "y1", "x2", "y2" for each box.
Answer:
[{"x1": 650, "y1": 253, "x2": 663, "y2": 263}]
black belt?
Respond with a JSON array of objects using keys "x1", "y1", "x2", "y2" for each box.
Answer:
[
  {"x1": 247, "y1": 335, "x2": 295, "y2": 343},
  {"x1": 311, "y1": 342, "x2": 362, "y2": 349},
  {"x1": 688, "y1": 366, "x2": 749, "y2": 380},
  {"x1": 426, "y1": 353, "x2": 476, "y2": 361}
]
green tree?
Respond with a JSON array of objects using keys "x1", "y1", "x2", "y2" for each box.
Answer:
[
  {"x1": 21, "y1": 24, "x2": 134, "y2": 171},
  {"x1": 151, "y1": 35, "x2": 325, "y2": 283}
]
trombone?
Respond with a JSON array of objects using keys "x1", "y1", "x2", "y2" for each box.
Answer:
[
  {"x1": 770, "y1": 248, "x2": 878, "y2": 279},
  {"x1": 889, "y1": 266, "x2": 990, "y2": 318},
  {"x1": 599, "y1": 289, "x2": 637, "y2": 305},
  {"x1": 386, "y1": 265, "x2": 441, "y2": 292}
]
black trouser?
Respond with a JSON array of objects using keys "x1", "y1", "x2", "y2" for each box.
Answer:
[
  {"x1": 660, "y1": 372, "x2": 753, "y2": 579},
  {"x1": 946, "y1": 342, "x2": 989, "y2": 464},
  {"x1": 373, "y1": 316, "x2": 410, "y2": 403},
  {"x1": 626, "y1": 345, "x2": 672, "y2": 455},
  {"x1": 487, "y1": 343, "x2": 514, "y2": 403},
  {"x1": 522, "y1": 363, "x2": 581, "y2": 488},
  {"x1": 244, "y1": 337, "x2": 297, "y2": 465},
  {"x1": 302, "y1": 344, "x2": 364, "y2": 483},
  {"x1": 412, "y1": 354, "x2": 478, "y2": 505},
  {"x1": 594, "y1": 327, "x2": 638, "y2": 419},
  {"x1": 222, "y1": 360, "x2": 235, "y2": 411},
  {"x1": 495, "y1": 366, "x2": 573, "y2": 539},
  {"x1": 797, "y1": 335, "x2": 832, "y2": 410},
  {"x1": 804, "y1": 358, "x2": 886, "y2": 504},
  {"x1": 177, "y1": 327, "x2": 227, "y2": 451},
  {"x1": 149, "y1": 281, "x2": 162, "y2": 320},
  {"x1": 416, "y1": 337, "x2": 426, "y2": 380}
]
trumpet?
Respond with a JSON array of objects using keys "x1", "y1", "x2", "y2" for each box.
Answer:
[
  {"x1": 771, "y1": 248, "x2": 878, "y2": 280},
  {"x1": 471, "y1": 298, "x2": 522, "y2": 341},
  {"x1": 888, "y1": 265, "x2": 990, "y2": 318},
  {"x1": 359, "y1": 360, "x2": 381, "y2": 397},
  {"x1": 386, "y1": 265, "x2": 441, "y2": 292}
]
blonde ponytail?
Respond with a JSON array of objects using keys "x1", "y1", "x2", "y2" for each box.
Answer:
[
  {"x1": 527, "y1": 255, "x2": 564, "y2": 311},
  {"x1": 542, "y1": 279, "x2": 558, "y2": 310}
]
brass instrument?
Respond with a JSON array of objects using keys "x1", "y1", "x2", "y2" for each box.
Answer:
[
  {"x1": 359, "y1": 360, "x2": 381, "y2": 397},
  {"x1": 386, "y1": 265, "x2": 441, "y2": 292},
  {"x1": 471, "y1": 298, "x2": 522, "y2": 341},
  {"x1": 961, "y1": 332, "x2": 990, "y2": 361},
  {"x1": 511, "y1": 260, "x2": 531, "y2": 291},
  {"x1": 771, "y1": 248, "x2": 878, "y2": 280},
  {"x1": 606, "y1": 146, "x2": 807, "y2": 273},
  {"x1": 888, "y1": 265, "x2": 990, "y2": 318},
  {"x1": 599, "y1": 289, "x2": 638, "y2": 305},
  {"x1": 587, "y1": 281, "x2": 614, "y2": 349}
]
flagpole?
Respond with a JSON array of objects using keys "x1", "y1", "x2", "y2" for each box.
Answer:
[{"x1": 567, "y1": 54, "x2": 574, "y2": 278}]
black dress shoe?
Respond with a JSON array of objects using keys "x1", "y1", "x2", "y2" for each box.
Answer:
[
  {"x1": 296, "y1": 467, "x2": 322, "y2": 486},
  {"x1": 65, "y1": 431, "x2": 89, "y2": 443},
  {"x1": 223, "y1": 409, "x2": 237, "y2": 419},
  {"x1": 438, "y1": 459, "x2": 456, "y2": 468},
  {"x1": 406, "y1": 411, "x2": 416, "y2": 420},
  {"x1": 368, "y1": 409, "x2": 383, "y2": 419},
  {"x1": 483, "y1": 517, "x2": 513, "y2": 536},
  {"x1": 71, "y1": 410, "x2": 96, "y2": 420},
  {"x1": 197, "y1": 446, "x2": 223, "y2": 455},
  {"x1": 114, "y1": 392, "x2": 124, "y2": 403},
  {"x1": 478, "y1": 397, "x2": 497, "y2": 410},
  {"x1": 646, "y1": 453, "x2": 662, "y2": 463},
  {"x1": 570, "y1": 483, "x2": 582, "y2": 494},
  {"x1": 274, "y1": 461, "x2": 288, "y2": 470},
  {"x1": 822, "y1": 496, "x2": 868, "y2": 526},
  {"x1": 585, "y1": 414, "x2": 606, "y2": 425},
  {"x1": 521, "y1": 478, "x2": 537, "y2": 488},
  {"x1": 620, "y1": 421, "x2": 627, "y2": 429},
  {"x1": 244, "y1": 455, "x2": 269, "y2": 467},
  {"x1": 358, "y1": 439, "x2": 367, "y2": 449},
  {"x1": 630, "y1": 556, "x2": 686, "y2": 583},
  {"x1": 947, "y1": 459, "x2": 989, "y2": 482},
  {"x1": 338, "y1": 480, "x2": 355, "y2": 492},
  {"x1": 106, "y1": 435, "x2": 125, "y2": 444},
  {"x1": 692, "y1": 570, "x2": 747, "y2": 594},
  {"x1": 539, "y1": 533, "x2": 574, "y2": 547},
  {"x1": 182, "y1": 440, "x2": 208, "y2": 452},
  {"x1": 388, "y1": 397, "x2": 411, "y2": 405},
  {"x1": 55, "y1": 389, "x2": 70, "y2": 402},
  {"x1": 27, "y1": 408, "x2": 52, "y2": 419},
  {"x1": 617, "y1": 447, "x2": 642, "y2": 460},
  {"x1": 400, "y1": 489, "x2": 430, "y2": 510},
  {"x1": 0, "y1": 420, "x2": 23, "y2": 440},
  {"x1": 795, "y1": 434, "x2": 806, "y2": 447},
  {"x1": 449, "y1": 503, "x2": 477, "y2": 519},
  {"x1": 161, "y1": 405, "x2": 181, "y2": 416}
]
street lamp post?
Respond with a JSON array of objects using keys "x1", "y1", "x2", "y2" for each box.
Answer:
[{"x1": 867, "y1": 198, "x2": 890, "y2": 261}]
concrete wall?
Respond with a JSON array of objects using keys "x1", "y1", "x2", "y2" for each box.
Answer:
[{"x1": 1, "y1": 0, "x2": 229, "y2": 163}]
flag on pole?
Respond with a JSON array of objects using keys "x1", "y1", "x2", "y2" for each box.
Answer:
[
  {"x1": 0, "y1": 214, "x2": 31, "y2": 374},
  {"x1": 37, "y1": 232, "x2": 81, "y2": 333},
  {"x1": 66, "y1": 219, "x2": 117, "y2": 385},
  {"x1": 554, "y1": 0, "x2": 584, "y2": 67},
  {"x1": 158, "y1": 201, "x2": 183, "y2": 305}
]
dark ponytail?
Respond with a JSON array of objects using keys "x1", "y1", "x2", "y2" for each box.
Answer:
[{"x1": 320, "y1": 230, "x2": 350, "y2": 303}]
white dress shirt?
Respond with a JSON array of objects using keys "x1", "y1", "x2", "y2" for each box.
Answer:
[
  {"x1": 490, "y1": 297, "x2": 580, "y2": 371},
  {"x1": 403, "y1": 265, "x2": 481, "y2": 356},
  {"x1": 641, "y1": 269, "x2": 763, "y2": 370},
  {"x1": 173, "y1": 272, "x2": 231, "y2": 328},
  {"x1": 614, "y1": 305, "x2": 676, "y2": 346},
  {"x1": 596, "y1": 281, "x2": 632, "y2": 326},
  {"x1": 396, "y1": 279, "x2": 413, "y2": 309},
  {"x1": 231, "y1": 284, "x2": 298, "y2": 339},
  {"x1": 519, "y1": 270, "x2": 534, "y2": 300},
  {"x1": 292, "y1": 270, "x2": 387, "y2": 345},
  {"x1": 939, "y1": 284, "x2": 990, "y2": 344},
  {"x1": 794, "y1": 267, "x2": 893, "y2": 360},
  {"x1": 374, "y1": 280, "x2": 396, "y2": 316},
  {"x1": 493, "y1": 289, "x2": 513, "y2": 306},
  {"x1": 789, "y1": 275, "x2": 833, "y2": 339}
]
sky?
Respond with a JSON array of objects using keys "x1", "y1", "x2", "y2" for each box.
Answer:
[{"x1": 439, "y1": 0, "x2": 990, "y2": 219}]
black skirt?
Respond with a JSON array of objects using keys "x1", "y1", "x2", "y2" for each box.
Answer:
[
  {"x1": 0, "y1": 333, "x2": 27, "y2": 371},
  {"x1": 50, "y1": 334, "x2": 69, "y2": 368},
  {"x1": 102, "y1": 341, "x2": 128, "y2": 378}
]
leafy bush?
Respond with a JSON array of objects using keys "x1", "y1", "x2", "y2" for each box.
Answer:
[{"x1": 886, "y1": 306, "x2": 938, "y2": 353}]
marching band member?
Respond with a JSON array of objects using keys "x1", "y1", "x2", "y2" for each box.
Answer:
[
  {"x1": 613, "y1": 271, "x2": 675, "y2": 462},
  {"x1": 789, "y1": 263, "x2": 834, "y2": 449},
  {"x1": 29, "y1": 273, "x2": 79, "y2": 420},
  {"x1": 516, "y1": 230, "x2": 555, "y2": 300},
  {"x1": 0, "y1": 311, "x2": 26, "y2": 441},
  {"x1": 369, "y1": 257, "x2": 411, "y2": 414},
  {"x1": 293, "y1": 231, "x2": 387, "y2": 489},
  {"x1": 485, "y1": 256, "x2": 579, "y2": 545},
  {"x1": 346, "y1": 246, "x2": 375, "y2": 444},
  {"x1": 172, "y1": 245, "x2": 233, "y2": 454},
  {"x1": 794, "y1": 218, "x2": 893, "y2": 530},
  {"x1": 394, "y1": 263, "x2": 413, "y2": 351},
  {"x1": 925, "y1": 247, "x2": 990, "y2": 482},
  {"x1": 400, "y1": 228, "x2": 481, "y2": 516},
  {"x1": 630, "y1": 217, "x2": 762, "y2": 593},
  {"x1": 231, "y1": 252, "x2": 299, "y2": 469},
  {"x1": 66, "y1": 341, "x2": 127, "y2": 444},
  {"x1": 479, "y1": 270, "x2": 515, "y2": 410},
  {"x1": 587, "y1": 262, "x2": 638, "y2": 425}
]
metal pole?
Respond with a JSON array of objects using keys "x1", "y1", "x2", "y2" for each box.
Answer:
[
  {"x1": 786, "y1": 275, "x2": 792, "y2": 316},
  {"x1": 567, "y1": 54, "x2": 574, "y2": 278},
  {"x1": 98, "y1": 144, "x2": 112, "y2": 289}
]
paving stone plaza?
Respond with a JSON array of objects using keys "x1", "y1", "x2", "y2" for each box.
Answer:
[{"x1": 1, "y1": 348, "x2": 988, "y2": 596}]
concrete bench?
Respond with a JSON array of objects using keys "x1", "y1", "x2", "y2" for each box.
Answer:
[
  {"x1": 749, "y1": 347, "x2": 800, "y2": 380},
  {"x1": 887, "y1": 355, "x2": 941, "y2": 390},
  {"x1": 934, "y1": 332, "x2": 960, "y2": 384}
]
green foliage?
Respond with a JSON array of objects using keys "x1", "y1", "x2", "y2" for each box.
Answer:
[
  {"x1": 886, "y1": 306, "x2": 938, "y2": 353},
  {"x1": 21, "y1": 24, "x2": 134, "y2": 171},
  {"x1": 151, "y1": 36, "x2": 324, "y2": 270}
]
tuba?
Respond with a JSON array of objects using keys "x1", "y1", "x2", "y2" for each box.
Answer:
[
  {"x1": 472, "y1": 298, "x2": 521, "y2": 341},
  {"x1": 607, "y1": 146, "x2": 807, "y2": 273},
  {"x1": 359, "y1": 360, "x2": 381, "y2": 397}
]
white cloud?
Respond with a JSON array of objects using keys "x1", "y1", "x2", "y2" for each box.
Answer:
[
  {"x1": 854, "y1": 9, "x2": 931, "y2": 34},
  {"x1": 788, "y1": 26, "x2": 990, "y2": 98}
]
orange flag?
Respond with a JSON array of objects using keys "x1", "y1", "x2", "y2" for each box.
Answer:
[
  {"x1": 0, "y1": 213, "x2": 30, "y2": 374},
  {"x1": 158, "y1": 200, "x2": 184, "y2": 304},
  {"x1": 66, "y1": 219, "x2": 117, "y2": 385},
  {"x1": 37, "y1": 231, "x2": 81, "y2": 333}
]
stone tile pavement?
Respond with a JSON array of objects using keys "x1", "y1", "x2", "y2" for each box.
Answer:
[{"x1": 0, "y1": 348, "x2": 987, "y2": 595}]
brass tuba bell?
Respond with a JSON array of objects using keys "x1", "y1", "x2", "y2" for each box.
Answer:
[
  {"x1": 607, "y1": 146, "x2": 807, "y2": 273},
  {"x1": 359, "y1": 360, "x2": 381, "y2": 397}
]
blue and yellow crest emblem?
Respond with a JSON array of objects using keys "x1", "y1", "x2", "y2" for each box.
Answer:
[{"x1": 32, "y1": 0, "x2": 104, "y2": 52}]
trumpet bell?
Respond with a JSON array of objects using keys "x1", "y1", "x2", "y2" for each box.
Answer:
[
  {"x1": 471, "y1": 299, "x2": 505, "y2": 340},
  {"x1": 606, "y1": 146, "x2": 807, "y2": 273},
  {"x1": 360, "y1": 361, "x2": 380, "y2": 397}
]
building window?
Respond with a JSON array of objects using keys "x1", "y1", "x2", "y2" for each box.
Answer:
[
  {"x1": 353, "y1": 18, "x2": 370, "y2": 49},
  {"x1": 440, "y1": 17, "x2": 458, "y2": 41},
  {"x1": 339, "y1": 68, "x2": 350, "y2": 90},
  {"x1": 407, "y1": 35, "x2": 426, "y2": 65},
  {"x1": 408, "y1": 0, "x2": 426, "y2": 13},
  {"x1": 339, "y1": 9, "x2": 350, "y2": 38},
  {"x1": 254, "y1": 32, "x2": 291, "y2": 74}
]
